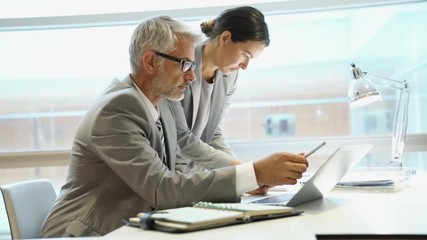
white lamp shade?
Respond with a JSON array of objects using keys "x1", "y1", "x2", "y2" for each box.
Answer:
[{"x1": 348, "y1": 75, "x2": 382, "y2": 107}]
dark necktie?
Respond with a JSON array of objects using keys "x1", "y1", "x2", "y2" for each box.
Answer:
[{"x1": 155, "y1": 117, "x2": 168, "y2": 167}]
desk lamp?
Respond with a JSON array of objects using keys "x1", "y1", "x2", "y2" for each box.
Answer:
[{"x1": 348, "y1": 63, "x2": 410, "y2": 168}]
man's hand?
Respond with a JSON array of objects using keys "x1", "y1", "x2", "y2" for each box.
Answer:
[
  {"x1": 231, "y1": 159, "x2": 242, "y2": 166},
  {"x1": 253, "y1": 152, "x2": 308, "y2": 187},
  {"x1": 246, "y1": 185, "x2": 271, "y2": 195}
]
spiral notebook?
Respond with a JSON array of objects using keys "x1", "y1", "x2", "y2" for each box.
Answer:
[{"x1": 125, "y1": 202, "x2": 302, "y2": 233}]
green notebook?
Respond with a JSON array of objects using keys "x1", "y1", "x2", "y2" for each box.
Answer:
[{"x1": 126, "y1": 202, "x2": 302, "y2": 233}]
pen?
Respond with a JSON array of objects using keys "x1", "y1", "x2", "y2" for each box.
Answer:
[{"x1": 304, "y1": 141, "x2": 326, "y2": 158}]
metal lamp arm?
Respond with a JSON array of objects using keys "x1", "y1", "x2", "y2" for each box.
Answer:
[
  {"x1": 369, "y1": 75, "x2": 410, "y2": 165},
  {"x1": 392, "y1": 82, "x2": 410, "y2": 165},
  {"x1": 368, "y1": 75, "x2": 409, "y2": 91}
]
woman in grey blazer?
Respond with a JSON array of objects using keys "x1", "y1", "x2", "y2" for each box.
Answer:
[{"x1": 174, "y1": 6, "x2": 270, "y2": 165}]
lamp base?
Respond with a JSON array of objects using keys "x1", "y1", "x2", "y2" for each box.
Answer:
[
  {"x1": 386, "y1": 160, "x2": 417, "y2": 175},
  {"x1": 386, "y1": 160, "x2": 403, "y2": 168}
]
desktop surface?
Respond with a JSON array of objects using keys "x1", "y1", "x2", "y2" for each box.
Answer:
[{"x1": 105, "y1": 172, "x2": 427, "y2": 239}]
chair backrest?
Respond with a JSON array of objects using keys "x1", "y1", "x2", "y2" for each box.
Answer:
[{"x1": 0, "y1": 179, "x2": 57, "y2": 239}]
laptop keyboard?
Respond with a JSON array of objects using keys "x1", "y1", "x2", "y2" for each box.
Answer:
[{"x1": 251, "y1": 193, "x2": 294, "y2": 204}]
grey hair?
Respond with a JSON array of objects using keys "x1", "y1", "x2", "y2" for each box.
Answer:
[{"x1": 129, "y1": 15, "x2": 202, "y2": 74}]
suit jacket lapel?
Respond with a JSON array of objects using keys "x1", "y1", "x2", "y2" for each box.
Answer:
[
  {"x1": 124, "y1": 75, "x2": 175, "y2": 170},
  {"x1": 202, "y1": 72, "x2": 228, "y2": 140},
  {"x1": 190, "y1": 45, "x2": 204, "y2": 129},
  {"x1": 159, "y1": 100, "x2": 176, "y2": 171}
]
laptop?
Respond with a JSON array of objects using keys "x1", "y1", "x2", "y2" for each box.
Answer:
[{"x1": 244, "y1": 144, "x2": 373, "y2": 207}]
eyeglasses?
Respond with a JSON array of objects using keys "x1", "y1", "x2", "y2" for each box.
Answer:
[{"x1": 154, "y1": 51, "x2": 197, "y2": 73}]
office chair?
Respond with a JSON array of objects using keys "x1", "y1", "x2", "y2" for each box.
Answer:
[{"x1": 0, "y1": 179, "x2": 57, "y2": 239}]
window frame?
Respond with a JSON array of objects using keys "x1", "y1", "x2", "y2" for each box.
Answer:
[{"x1": 0, "y1": 0, "x2": 426, "y2": 167}]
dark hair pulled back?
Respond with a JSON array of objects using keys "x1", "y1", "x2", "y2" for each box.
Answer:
[{"x1": 200, "y1": 6, "x2": 270, "y2": 46}]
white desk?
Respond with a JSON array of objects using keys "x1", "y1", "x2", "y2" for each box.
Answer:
[{"x1": 105, "y1": 172, "x2": 427, "y2": 239}]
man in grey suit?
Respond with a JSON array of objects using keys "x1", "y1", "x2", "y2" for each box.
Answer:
[{"x1": 40, "y1": 16, "x2": 308, "y2": 237}]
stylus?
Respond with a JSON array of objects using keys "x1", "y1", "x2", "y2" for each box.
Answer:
[{"x1": 304, "y1": 141, "x2": 326, "y2": 158}]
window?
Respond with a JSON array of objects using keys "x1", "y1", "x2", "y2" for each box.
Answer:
[
  {"x1": 0, "y1": 0, "x2": 426, "y2": 164},
  {"x1": 224, "y1": 2, "x2": 427, "y2": 142}
]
